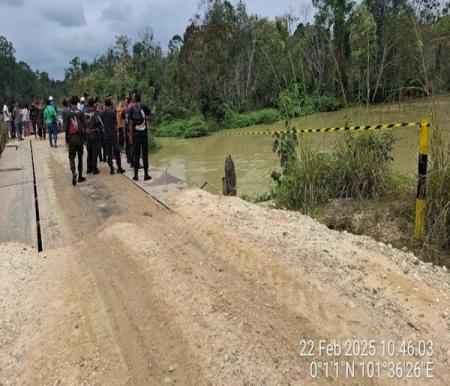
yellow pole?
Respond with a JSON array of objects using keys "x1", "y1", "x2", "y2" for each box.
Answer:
[{"x1": 414, "y1": 118, "x2": 430, "y2": 241}]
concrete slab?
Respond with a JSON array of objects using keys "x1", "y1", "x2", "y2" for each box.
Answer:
[
  {"x1": 121, "y1": 153, "x2": 189, "y2": 209},
  {"x1": 0, "y1": 140, "x2": 37, "y2": 248}
]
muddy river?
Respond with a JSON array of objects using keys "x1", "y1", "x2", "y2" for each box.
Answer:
[{"x1": 150, "y1": 96, "x2": 450, "y2": 196}]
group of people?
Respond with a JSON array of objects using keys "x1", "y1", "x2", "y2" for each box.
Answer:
[
  {"x1": 2, "y1": 92, "x2": 154, "y2": 186},
  {"x1": 64, "y1": 92, "x2": 155, "y2": 186},
  {"x1": 2, "y1": 98, "x2": 58, "y2": 144}
]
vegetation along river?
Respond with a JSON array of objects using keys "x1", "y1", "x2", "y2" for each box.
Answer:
[{"x1": 150, "y1": 96, "x2": 450, "y2": 196}]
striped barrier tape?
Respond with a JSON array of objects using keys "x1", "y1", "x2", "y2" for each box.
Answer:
[{"x1": 218, "y1": 121, "x2": 419, "y2": 136}]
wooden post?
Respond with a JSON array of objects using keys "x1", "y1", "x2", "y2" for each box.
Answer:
[{"x1": 222, "y1": 155, "x2": 237, "y2": 196}]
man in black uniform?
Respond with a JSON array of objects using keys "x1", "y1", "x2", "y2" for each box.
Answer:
[
  {"x1": 30, "y1": 101, "x2": 39, "y2": 138},
  {"x1": 100, "y1": 97, "x2": 125, "y2": 175},
  {"x1": 37, "y1": 99, "x2": 46, "y2": 140},
  {"x1": 128, "y1": 92, "x2": 154, "y2": 181},
  {"x1": 84, "y1": 99, "x2": 101, "y2": 175},
  {"x1": 65, "y1": 96, "x2": 86, "y2": 186}
]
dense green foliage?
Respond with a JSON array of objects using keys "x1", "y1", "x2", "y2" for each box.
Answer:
[
  {"x1": 61, "y1": 0, "x2": 450, "y2": 137},
  {"x1": 3, "y1": 0, "x2": 450, "y2": 134},
  {"x1": 272, "y1": 131, "x2": 396, "y2": 211},
  {"x1": 278, "y1": 87, "x2": 341, "y2": 119},
  {"x1": 222, "y1": 106, "x2": 280, "y2": 129},
  {"x1": 0, "y1": 36, "x2": 67, "y2": 106},
  {"x1": 156, "y1": 115, "x2": 209, "y2": 138}
]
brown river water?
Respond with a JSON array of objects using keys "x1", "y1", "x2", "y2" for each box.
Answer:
[{"x1": 150, "y1": 96, "x2": 450, "y2": 196}]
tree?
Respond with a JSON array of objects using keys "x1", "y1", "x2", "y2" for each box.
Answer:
[
  {"x1": 0, "y1": 36, "x2": 15, "y2": 58},
  {"x1": 350, "y1": 5, "x2": 377, "y2": 104}
]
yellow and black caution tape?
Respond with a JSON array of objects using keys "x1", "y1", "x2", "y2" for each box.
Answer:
[{"x1": 218, "y1": 121, "x2": 419, "y2": 136}]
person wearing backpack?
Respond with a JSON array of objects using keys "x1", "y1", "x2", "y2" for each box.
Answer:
[
  {"x1": 100, "y1": 97, "x2": 125, "y2": 175},
  {"x1": 44, "y1": 99, "x2": 58, "y2": 147},
  {"x1": 65, "y1": 96, "x2": 87, "y2": 186},
  {"x1": 128, "y1": 92, "x2": 153, "y2": 181},
  {"x1": 84, "y1": 98, "x2": 101, "y2": 175}
]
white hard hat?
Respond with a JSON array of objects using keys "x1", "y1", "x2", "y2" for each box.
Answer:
[
  {"x1": 49, "y1": 96, "x2": 54, "y2": 101},
  {"x1": 80, "y1": 97, "x2": 85, "y2": 102}
]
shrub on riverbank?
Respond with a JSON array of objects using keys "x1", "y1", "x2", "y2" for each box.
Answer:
[
  {"x1": 266, "y1": 126, "x2": 449, "y2": 265},
  {"x1": 278, "y1": 87, "x2": 341, "y2": 119},
  {"x1": 222, "y1": 105, "x2": 280, "y2": 129},
  {"x1": 154, "y1": 90, "x2": 341, "y2": 138},
  {"x1": 272, "y1": 131, "x2": 396, "y2": 212},
  {"x1": 425, "y1": 125, "x2": 450, "y2": 253},
  {"x1": 156, "y1": 115, "x2": 208, "y2": 138}
]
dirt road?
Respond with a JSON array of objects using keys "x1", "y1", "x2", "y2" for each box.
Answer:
[{"x1": 1, "y1": 138, "x2": 449, "y2": 385}]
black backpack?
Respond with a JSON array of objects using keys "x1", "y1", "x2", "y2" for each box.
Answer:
[{"x1": 132, "y1": 104, "x2": 145, "y2": 126}]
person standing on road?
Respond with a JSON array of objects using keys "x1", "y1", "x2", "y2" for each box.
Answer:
[
  {"x1": 44, "y1": 99, "x2": 58, "y2": 147},
  {"x1": 116, "y1": 97, "x2": 126, "y2": 150},
  {"x1": 37, "y1": 99, "x2": 46, "y2": 140},
  {"x1": 30, "y1": 101, "x2": 39, "y2": 138},
  {"x1": 65, "y1": 96, "x2": 87, "y2": 186},
  {"x1": 49, "y1": 96, "x2": 57, "y2": 113},
  {"x1": 21, "y1": 105, "x2": 29, "y2": 136},
  {"x1": 100, "y1": 97, "x2": 125, "y2": 175},
  {"x1": 2, "y1": 102, "x2": 12, "y2": 138},
  {"x1": 124, "y1": 96, "x2": 133, "y2": 165},
  {"x1": 84, "y1": 98, "x2": 101, "y2": 175},
  {"x1": 13, "y1": 102, "x2": 23, "y2": 141},
  {"x1": 128, "y1": 92, "x2": 154, "y2": 181},
  {"x1": 77, "y1": 96, "x2": 85, "y2": 112},
  {"x1": 95, "y1": 98, "x2": 107, "y2": 163}
]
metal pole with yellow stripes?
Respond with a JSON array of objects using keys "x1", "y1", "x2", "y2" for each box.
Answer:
[{"x1": 414, "y1": 118, "x2": 430, "y2": 241}]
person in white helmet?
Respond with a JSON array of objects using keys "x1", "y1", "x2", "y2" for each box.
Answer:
[
  {"x1": 78, "y1": 96, "x2": 86, "y2": 112},
  {"x1": 49, "y1": 96, "x2": 57, "y2": 113}
]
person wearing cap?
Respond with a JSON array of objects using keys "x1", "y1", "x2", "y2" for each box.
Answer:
[{"x1": 44, "y1": 98, "x2": 58, "y2": 147}]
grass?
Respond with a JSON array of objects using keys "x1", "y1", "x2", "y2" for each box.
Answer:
[
  {"x1": 261, "y1": 125, "x2": 449, "y2": 265},
  {"x1": 272, "y1": 131, "x2": 397, "y2": 212},
  {"x1": 422, "y1": 121, "x2": 450, "y2": 260}
]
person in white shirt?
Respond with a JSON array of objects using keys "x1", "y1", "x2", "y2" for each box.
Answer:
[
  {"x1": 77, "y1": 96, "x2": 86, "y2": 112},
  {"x1": 3, "y1": 102, "x2": 12, "y2": 138},
  {"x1": 21, "y1": 106, "x2": 29, "y2": 136}
]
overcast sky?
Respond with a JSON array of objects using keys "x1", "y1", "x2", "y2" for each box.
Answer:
[{"x1": 0, "y1": 0, "x2": 312, "y2": 80}]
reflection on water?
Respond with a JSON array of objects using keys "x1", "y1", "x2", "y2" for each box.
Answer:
[{"x1": 150, "y1": 96, "x2": 450, "y2": 196}]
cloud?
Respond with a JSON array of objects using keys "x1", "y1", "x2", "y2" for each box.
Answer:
[
  {"x1": 40, "y1": 3, "x2": 86, "y2": 27},
  {"x1": 102, "y1": 1, "x2": 132, "y2": 21},
  {"x1": 1, "y1": 0, "x2": 305, "y2": 80},
  {"x1": 0, "y1": 0, "x2": 26, "y2": 6}
]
